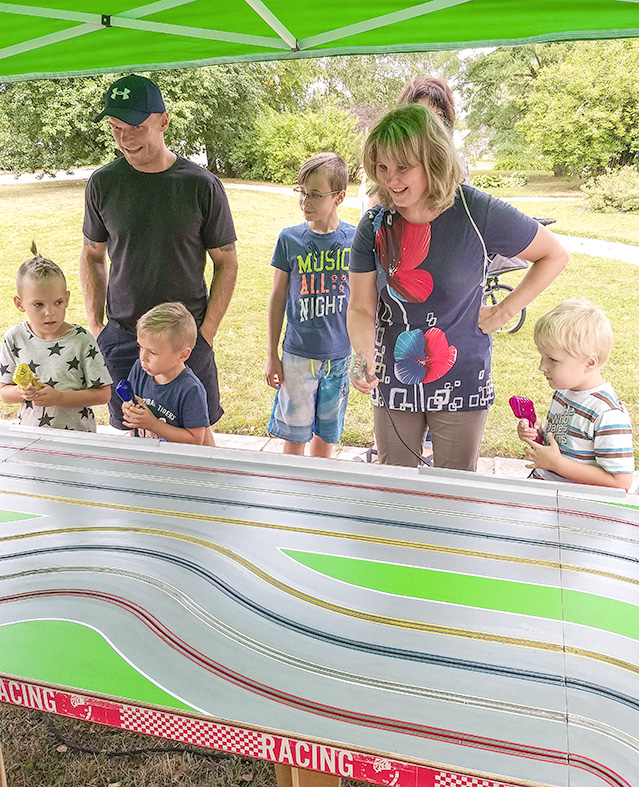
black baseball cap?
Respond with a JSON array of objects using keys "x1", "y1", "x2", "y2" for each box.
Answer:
[{"x1": 93, "y1": 74, "x2": 166, "y2": 125}]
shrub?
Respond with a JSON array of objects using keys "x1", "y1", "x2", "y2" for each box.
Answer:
[
  {"x1": 581, "y1": 166, "x2": 639, "y2": 213},
  {"x1": 472, "y1": 172, "x2": 528, "y2": 189},
  {"x1": 239, "y1": 106, "x2": 361, "y2": 183},
  {"x1": 503, "y1": 171, "x2": 529, "y2": 188},
  {"x1": 471, "y1": 174, "x2": 504, "y2": 189},
  {"x1": 496, "y1": 157, "x2": 550, "y2": 172}
]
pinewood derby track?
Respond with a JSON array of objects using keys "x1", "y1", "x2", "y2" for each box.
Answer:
[{"x1": 0, "y1": 426, "x2": 638, "y2": 787}]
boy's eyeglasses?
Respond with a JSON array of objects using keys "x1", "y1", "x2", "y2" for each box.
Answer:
[{"x1": 293, "y1": 187, "x2": 341, "y2": 202}]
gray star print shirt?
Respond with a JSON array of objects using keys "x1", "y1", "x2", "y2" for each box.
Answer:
[{"x1": 0, "y1": 323, "x2": 112, "y2": 431}]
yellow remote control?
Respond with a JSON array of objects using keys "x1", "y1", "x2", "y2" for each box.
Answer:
[{"x1": 12, "y1": 363, "x2": 44, "y2": 389}]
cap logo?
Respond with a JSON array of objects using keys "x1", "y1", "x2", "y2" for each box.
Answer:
[{"x1": 111, "y1": 87, "x2": 131, "y2": 101}]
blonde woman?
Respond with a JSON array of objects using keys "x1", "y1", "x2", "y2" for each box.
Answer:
[{"x1": 347, "y1": 104, "x2": 568, "y2": 470}]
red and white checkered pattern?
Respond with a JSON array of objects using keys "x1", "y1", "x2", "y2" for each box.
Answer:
[
  {"x1": 435, "y1": 773, "x2": 513, "y2": 787},
  {"x1": 1, "y1": 681, "x2": 517, "y2": 787},
  {"x1": 120, "y1": 706, "x2": 264, "y2": 758}
]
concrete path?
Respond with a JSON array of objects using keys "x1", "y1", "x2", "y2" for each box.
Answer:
[
  {"x1": 0, "y1": 167, "x2": 96, "y2": 185},
  {"x1": 553, "y1": 233, "x2": 638, "y2": 265},
  {"x1": 2, "y1": 168, "x2": 637, "y2": 264},
  {"x1": 223, "y1": 184, "x2": 639, "y2": 265}
]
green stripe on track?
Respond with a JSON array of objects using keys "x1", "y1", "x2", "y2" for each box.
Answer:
[
  {"x1": 0, "y1": 620, "x2": 194, "y2": 711},
  {"x1": 608, "y1": 501, "x2": 639, "y2": 511},
  {"x1": 284, "y1": 550, "x2": 639, "y2": 641},
  {"x1": 0, "y1": 509, "x2": 41, "y2": 522}
]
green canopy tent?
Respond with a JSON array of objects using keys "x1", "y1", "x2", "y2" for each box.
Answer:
[{"x1": 1, "y1": 0, "x2": 639, "y2": 81}]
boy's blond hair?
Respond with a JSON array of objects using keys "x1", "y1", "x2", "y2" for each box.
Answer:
[
  {"x1": 136, "y1": 302, "x2": 197, "y2": 351},
  {"x1": 534, "y1": 299, "x2": 613, "y2": 365},
  {"x1": 298, "y1": 152, "x2": 348, "y2": 192},
  {"x1": 16, "y1": 242, "x2": 66, "y2": 294}
]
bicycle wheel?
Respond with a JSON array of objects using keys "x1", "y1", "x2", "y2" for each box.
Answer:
[{"x1": 483, "y1": 283, "x2": 527, "y2": 334}]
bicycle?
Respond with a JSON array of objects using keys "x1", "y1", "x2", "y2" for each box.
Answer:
[{"x1": 483, "y1": 217, "x2": 557, "y2": 334}]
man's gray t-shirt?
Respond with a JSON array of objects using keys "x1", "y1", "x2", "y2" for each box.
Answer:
[{"x1": 83, "y1": 155, "x2": 237, "y2": 333}]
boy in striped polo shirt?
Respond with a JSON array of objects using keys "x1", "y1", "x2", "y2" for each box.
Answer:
[{"x1": 517, "y1": 299, "x2": 634, "y2": 490}]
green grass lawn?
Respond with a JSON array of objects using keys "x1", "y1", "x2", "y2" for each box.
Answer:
[
  {"x1": 469, "y1": 170, "x2": 586, "y2": 199},
  {"x1": 502, "y1": 199, "x2": 639, "y2": 246},
  {"x1": 1, "y1": 175, "x2": 637, "y2": 462},
  {"x1": 470, "y1": 172, "x2": 639, "y2": 245}
]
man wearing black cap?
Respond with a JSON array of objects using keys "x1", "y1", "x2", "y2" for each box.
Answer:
[{"x1": 80, "y1": 74, "x2": 238, "y2": 442}]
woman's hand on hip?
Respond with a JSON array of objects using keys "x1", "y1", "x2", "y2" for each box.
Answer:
[{"x1": 478, "y1": 302, "x2": 515, "y2": 334}]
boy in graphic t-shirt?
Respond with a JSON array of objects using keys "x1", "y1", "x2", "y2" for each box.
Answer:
[
  {"x1": 265, "y1": 153, "x2": 356, "y2": 459},
  {"x1": 0, "y1": 243, "x2": 111, "y2": 431},
  {"x1": 123, "y1": 302, "x2": 209, "y2": 445}
]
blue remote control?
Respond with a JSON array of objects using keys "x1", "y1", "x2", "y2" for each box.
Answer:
[{"x1": 116, "y1": 379, "x2": 134, "y2": 402}]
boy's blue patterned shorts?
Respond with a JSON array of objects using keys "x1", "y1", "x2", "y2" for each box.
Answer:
[{"x1": 268, "y1": 352, "x2": 350, "y2": 445}]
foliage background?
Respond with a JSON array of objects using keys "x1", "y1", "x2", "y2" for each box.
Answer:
[
  {"x1": 3, "y1": 43, "x2": 639, "y2": 185},
  {"x1": 519, "y1": 40, "x2": 639, "y2": 175}
]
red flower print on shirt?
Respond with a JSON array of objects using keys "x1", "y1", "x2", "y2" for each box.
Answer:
[
  {"x1": 394, "y1": 327, "x2": 457, "y2": 385},
  {"x1": 375, "y1": 217, "x2": 433, "y2": 303}
]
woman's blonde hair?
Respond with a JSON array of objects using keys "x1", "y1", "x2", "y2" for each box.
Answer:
[
  {"x1": 362, "y1": 103, "x2": 463, "y2": 214},
  {"x1": 534, "y1": 298, "x2": 614, "y2": 365}
]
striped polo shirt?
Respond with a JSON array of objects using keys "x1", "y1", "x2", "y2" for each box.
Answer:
[{"x1": 533, "y1": 383, "x2": 634, "y2": 482}]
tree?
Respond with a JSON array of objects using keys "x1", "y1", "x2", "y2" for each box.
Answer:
[
  {"x1": 240, "y1": 105, "x2": 361, "y2": 183},
  {"x1": 0, "y1": 66, "x2": 267, "y2": 176},
  {"x1": 319, "y1": 53, "x2": 460, "y2": 111},
  {"x1": 518, "y1": 40, "x2": 639, "y2": 175},
  {"x1": 0, "y1": 53, "x2": 464, "y2": 177},
  {"x1": 152, "y1": 65, "x2": 266, "y2": 176},
  {"x1": 0, "y1": 76, "x2": 114, "y2": 173},
  {"x1": 316, "y1": 53, "x2": 462, "y2": 136},
  {"x1": 457, "y1": 44, "x2": 573, "y2": 167},
  {"x1": 258, "y1": 60, "x2": 324, "y2": 113}
]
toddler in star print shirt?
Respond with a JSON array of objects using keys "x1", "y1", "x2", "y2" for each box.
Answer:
[{"x1": 0, "y1": 243, "x2": 112, "y2": 431}]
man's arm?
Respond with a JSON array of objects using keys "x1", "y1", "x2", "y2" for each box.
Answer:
[
  {"x1": 199, "y1": 242, "x2": 238, "y2": 346},
  {"x1": 79, "y1": 237, "x2": 109, "y2": 339}
]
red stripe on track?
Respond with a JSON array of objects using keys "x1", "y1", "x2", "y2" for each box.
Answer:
[
  {"x1": 1, "y1": 588, "x2": 631, "y2": 787},
  {"x1": 4, "y1": 442, "x2": 635, "y2": 529}
]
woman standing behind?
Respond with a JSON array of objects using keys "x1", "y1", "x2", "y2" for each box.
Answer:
[
  {"x1": 361, "y1": 76, "x2": 468, "y2": 216},
  {"x1": 397, "y1": 75, "x2": 471, "y2": 184},
  {"x1": 347, "y1": 104, "x2": 568, "y2": 470}
]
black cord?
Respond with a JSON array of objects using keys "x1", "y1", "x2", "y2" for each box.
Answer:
[
  {"x1": 377, "y1": 390, "x2": 430, "y2": 467},
  {"x1": 350, "y1": 353, "x2": 430, "y2": 466},
  {"x1": 44, "y1": 715, "x2": 235, "y2": 760}
]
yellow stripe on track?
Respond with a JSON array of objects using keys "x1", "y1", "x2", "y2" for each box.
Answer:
[
  {"x1": 0, "y1": 486, "x2": 636, "y2": 587},
  {"x1": 1, "y1": 487, "x2": 638, "y2": 675}
]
